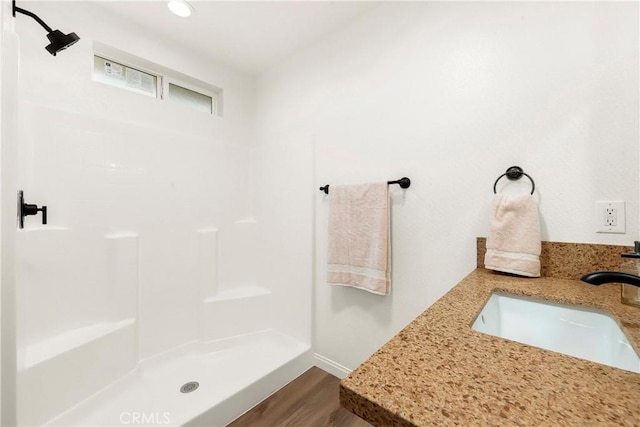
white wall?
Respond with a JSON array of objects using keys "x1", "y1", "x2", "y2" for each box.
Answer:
[
  {"x1": 1, "y1": 0, "x2": 20, "y2": 423},
  {"x1": 256, "y1": 2, "x2": 639, "y2": 372},
  {"x1": 1, "y1": 0, "x2": 22, "y2": 423},
  {"x1": 248, "y1": 129, "x2": 314, "y2": 344}
]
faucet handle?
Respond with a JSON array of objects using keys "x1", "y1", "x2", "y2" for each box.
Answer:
[
  {"x1": 17, "y1": 191, "x2": 48, "y2": 229},
  {"x1": 622, "y1": 241, "x2": 640, "y2": 258}
]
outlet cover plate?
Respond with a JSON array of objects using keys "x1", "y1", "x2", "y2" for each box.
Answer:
[{"x1": 596, "y1": 200, "x2": 626, "y2": 234}]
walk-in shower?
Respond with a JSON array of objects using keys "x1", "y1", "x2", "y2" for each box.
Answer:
[{"x1": 6, "y1": 2, "x2": 313, "y2": 425}]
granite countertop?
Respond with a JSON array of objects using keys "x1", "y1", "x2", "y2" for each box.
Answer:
[{"x1": 340, "y1": 268, "x2": 640, "y2": 426}]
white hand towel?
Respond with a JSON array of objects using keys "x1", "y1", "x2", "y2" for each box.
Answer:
[
  {"x1": 327, "y1": 183, "x2": 390, "y2": 295},
  {"x1": 484, "y1": 194, "x2": 541, "y2": 277}
]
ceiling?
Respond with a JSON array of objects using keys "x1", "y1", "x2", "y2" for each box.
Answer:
[{"x1": 91, "y1": 1, "x2": 377, "y2": 76}]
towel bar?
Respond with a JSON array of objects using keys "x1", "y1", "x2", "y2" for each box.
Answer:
[
  {"x1": 493, "y1": 166, "x2": 535, "y2": 195},
  {"x1": 319, "y1": 177, "x2": 411, "y2": 194}
]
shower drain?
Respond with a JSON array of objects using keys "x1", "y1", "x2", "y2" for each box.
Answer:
[{"x1": 180, "y1": 381, "x2": 199, "y2": 393}]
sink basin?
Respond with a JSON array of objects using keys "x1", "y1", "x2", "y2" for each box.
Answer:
[{"x1": 471, "y1": 292, "x2": 640, "y2": 373}]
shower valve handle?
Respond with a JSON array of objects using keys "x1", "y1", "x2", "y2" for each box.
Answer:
[
  {"x1": 24, "y1": 203, "x2": 47, "y2": 224},
  {"x1": 17, "y1": 191, "x2": 47, "y2": 229}
]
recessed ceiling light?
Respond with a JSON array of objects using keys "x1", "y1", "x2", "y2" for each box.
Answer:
[{"x1": 168, "y1": 0, "x2": 194, "y2": 18}]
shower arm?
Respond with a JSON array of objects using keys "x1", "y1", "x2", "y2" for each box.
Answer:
[{"x1": 12, "y1": 0, "x2": 54, "y2": 33}]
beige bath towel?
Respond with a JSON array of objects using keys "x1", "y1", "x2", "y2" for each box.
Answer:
[
  {"x1": 484, "y1": 194, "x2": 541, "y2": 277},
  {"x1": 327, "y1": 183, "x2": 390, "y2": 295}
]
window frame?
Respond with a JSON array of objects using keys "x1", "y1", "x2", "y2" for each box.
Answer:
[
  {"x1": 164, "y1": 77, "x2": 220, "y2": 116},
  {"x1": 93, "y1": 55, "x2": 163, "y2": 99},
  {"x1": 92, "y1": 41, "x2": 223, "y2": 117}
]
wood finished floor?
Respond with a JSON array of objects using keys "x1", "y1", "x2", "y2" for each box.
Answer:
[{"x1": 227, "y1": 367, "x2": 372, "y2": 427}]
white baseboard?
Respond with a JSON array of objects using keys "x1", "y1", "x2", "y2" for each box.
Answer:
[{"x1": 314, "y1": 353, "x2": 352, "y2": 379}]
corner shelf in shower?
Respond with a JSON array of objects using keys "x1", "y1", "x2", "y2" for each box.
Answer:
[
  {"x1": 204, "y1": 284, "x2": 271, "y2": 303},
  {"x1": 201, "y1": 285, "x2": 274, "y2": 342}
]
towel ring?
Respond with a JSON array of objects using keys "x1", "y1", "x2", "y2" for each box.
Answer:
[{"x1": 493, "y1": 166, "x2": 535, "y2": 195}]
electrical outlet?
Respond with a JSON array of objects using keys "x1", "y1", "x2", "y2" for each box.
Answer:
[
  {"x1": 605, "y1": 207, "x2": 617, "y2": 226},
  {"x1": 596, "y1": 201, "x2": 625, "y2": 233}
]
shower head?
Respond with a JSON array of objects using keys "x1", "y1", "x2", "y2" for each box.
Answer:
[
  {"x1": 12, "y1": 0, "x2": 80, "y2": 56},
  {"x1": 45, "y1": 30, "x2": 80, "y2": 56}
]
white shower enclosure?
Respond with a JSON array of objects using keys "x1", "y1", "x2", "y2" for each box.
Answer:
[{"x1": 1, "y1": 2, "x2": 313, "y2": 425}]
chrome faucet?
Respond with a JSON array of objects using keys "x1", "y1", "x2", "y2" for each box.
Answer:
[{"x1": 580, "y1": 271, "x2": 640, "y2": 287}]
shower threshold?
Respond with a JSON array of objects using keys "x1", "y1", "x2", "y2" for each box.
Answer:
[{"x1": 45, "y1": 329, "x2": 312, "y2": 426}]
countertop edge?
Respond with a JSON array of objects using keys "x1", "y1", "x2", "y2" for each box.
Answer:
[{"x1": 340, "y1": 268, "x2": 640, "y2": 427}]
